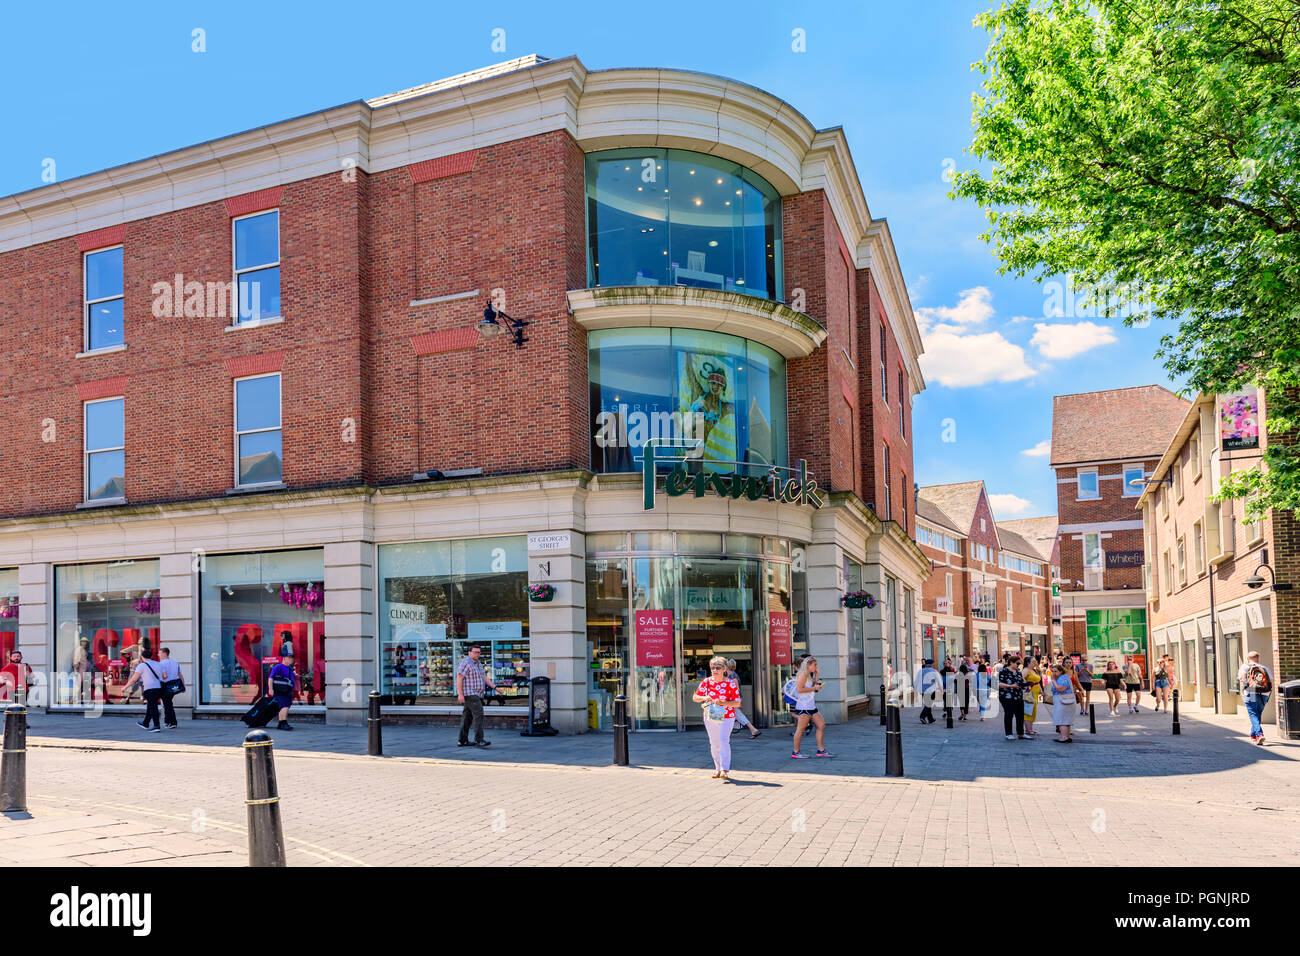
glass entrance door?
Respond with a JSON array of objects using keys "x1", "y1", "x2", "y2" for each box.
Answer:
[{"x1": 680, "y1": 557, "x2": 759, "y2": 729}]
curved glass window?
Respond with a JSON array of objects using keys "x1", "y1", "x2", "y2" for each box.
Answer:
[
  {"x1": 586, "y1": 148, "x2": 783, "y2": 301},
  {"x1": 589, "y1": 328, "x2": 787, "y2": 473}
]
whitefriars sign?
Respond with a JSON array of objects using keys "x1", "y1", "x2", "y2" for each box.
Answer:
[{"x1": 639, "y1": 442, "x2": 823, "y2": 511}]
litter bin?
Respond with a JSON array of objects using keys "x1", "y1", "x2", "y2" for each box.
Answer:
[{"x1": 1280, "y1": 680, "x2": 1300, "y2": 741}]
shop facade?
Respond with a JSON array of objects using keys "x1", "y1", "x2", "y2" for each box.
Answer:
[{"x1": 0, "y1": 55, "x2": 929, "y2": 732}]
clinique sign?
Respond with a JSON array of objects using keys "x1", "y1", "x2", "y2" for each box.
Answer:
[{"x1": 639, "y1": 442, "x2": 823, "y2": 511}]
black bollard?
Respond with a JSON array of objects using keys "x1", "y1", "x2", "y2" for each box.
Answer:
[
  {"x1": 0, "y1": 704, "x2": 27, "y2": 812},
  {"x1": 1172, "y1": 688, "x2": 1181, "y2": 735},
  {"x1": 880, "y1": 683, "x2": 887, "y2": 725},
  {"x1": 367, "y1": 691, "x2": 383, "y2": 756},
  {"x1": 612, "y1": 695, "x2": 629, "y2": 766},
  {"x1": 243, "y1": 730, "x2": 286, "y2": 867},
  {"x1": 885, "y1": 704, "x2": 904, "y2": 777},
  {"x1": 1089, "y1": 703, "x2": 1097, "y2": 735}
]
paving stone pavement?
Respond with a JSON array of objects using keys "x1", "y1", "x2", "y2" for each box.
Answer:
[{"x1": 4, "y1": 697, "x2": 1298, "y2": 866}]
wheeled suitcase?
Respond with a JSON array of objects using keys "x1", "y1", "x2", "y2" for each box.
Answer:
[{"x1": 241, "y1": 695, "x2": 278, "y2": 728}]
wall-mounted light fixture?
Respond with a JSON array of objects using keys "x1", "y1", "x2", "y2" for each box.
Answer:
[{"x1": 478, "y1": 301, "x2": 529, "y2": 348}]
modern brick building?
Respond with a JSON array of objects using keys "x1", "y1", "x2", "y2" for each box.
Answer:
[
  {"x1": 1140, "y1": 389, "x2": 1297, "y2": 733},
  {"x1": 0, "y1": 55, "x2": 929, "y2": 732},
  {"x1": 915, "y1": 481, "x2": 1054, "y2": 662},
  {"x1": 1050, "y1": 386, "x2": 1190, "y2": 670}
]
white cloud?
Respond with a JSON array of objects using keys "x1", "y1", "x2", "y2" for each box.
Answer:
[
  {"x1": 1021, "y1": 440, "x2": 1051, "y2": 457},
  {"x1": 914, "y1": 285, "x2": 995, "y2": 332},
  {"x1": 916, "y1": 286, "x2": 1036, "y2": 387},
  {"x1": 1030, "y1": 321, "x2": 1118, "y2": 359},
  {"x1": 919, "y1": 328, "x2": 1035, "y2": 387},
  {"x1": 988, "y1": 493, "x2": 1032, "y2": 516}
]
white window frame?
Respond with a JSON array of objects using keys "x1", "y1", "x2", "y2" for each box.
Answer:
[
  {"x1": 232, "y1": 209, "x2": 281, "y2": 326},
  {"x1": 1077, "y1": 468, "x2": 1100, "y2": 500},
  {"x1": 1082, "y1": 532, "x2": 1102, "y2": 571},
  {"x1": 233, "y1": 372, "x2": 283, "y2": 488},
  {"x1": 84, "y1": 396, "x2": 125, "y2": 503},
  {"x1": 1122, "y1": 463, "x2": 1144, "y2": 498},
  {"x1": 83, "y1": 244, "x2": 124, "y2": 353}
]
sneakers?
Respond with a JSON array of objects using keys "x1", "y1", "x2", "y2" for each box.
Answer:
[
  {"x1": 791, "y1": 751, "x2": 809, "y2": 759},
  {"x1": 815, "y1": 749, "x2": 833, "y2": 758}
]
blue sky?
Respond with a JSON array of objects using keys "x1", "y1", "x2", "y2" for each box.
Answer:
[{"x1": 0, "y1": 0, "x2": 1183, "y2": 519}]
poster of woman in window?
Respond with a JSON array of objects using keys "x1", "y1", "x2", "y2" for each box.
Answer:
[{"x1": 678, "y1": 353, "x2": 739, "y2": 470}]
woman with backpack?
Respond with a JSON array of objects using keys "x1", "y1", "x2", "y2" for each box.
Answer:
[
  {"x1": 790, "y1": 657, "x2": 832, "y2": 758},
  {"x1": 119, "y1": 647, "x2": 165, "y2": 732},
  {"x1": 692, "y1": 655, "x2": 742, "y2": 780}
]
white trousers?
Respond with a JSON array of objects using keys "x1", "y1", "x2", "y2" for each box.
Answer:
[{"x1": 704, "y1": 717, "x2": 735, "y2": 771}]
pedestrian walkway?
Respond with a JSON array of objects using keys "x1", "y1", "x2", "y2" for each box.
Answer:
[{"x1": 6, "y1": 699, "x2": 1297, "y2": 866}]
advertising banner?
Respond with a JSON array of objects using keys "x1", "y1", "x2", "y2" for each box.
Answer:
[
  {"x1": 769, "y1": 611, "x2": 792, "y2": 665},
  {"x1": 1219, "y1": 389, "x2": 1260, "y2": 451},
  {"x1": 635, "y1": 610, "x2": 674, "y2": 666}
]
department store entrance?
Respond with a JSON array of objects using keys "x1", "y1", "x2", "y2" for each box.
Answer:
[{"x1": 583, "y1": 533, "x2": 807, "y2": 732}]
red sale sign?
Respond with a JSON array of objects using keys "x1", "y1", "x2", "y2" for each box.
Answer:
[
  {"x1": 769, "y1": 611, "x2": 792, "y2": 665},
  {"x1": 635, "y1": 610, "x2": 674, "y2": 666}
]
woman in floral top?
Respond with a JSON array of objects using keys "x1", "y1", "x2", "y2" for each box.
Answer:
[{"x1": 693, "y1": 656, "x2": 742, "y2": 781}]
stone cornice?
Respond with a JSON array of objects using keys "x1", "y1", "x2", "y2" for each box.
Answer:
[{"x1": 567, "y1": 286, "x2": 827, "y2": 358}]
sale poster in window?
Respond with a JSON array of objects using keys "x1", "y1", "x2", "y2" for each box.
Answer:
[{"x1": 635, "y1": 609, "x2": 674, "y2": 666}]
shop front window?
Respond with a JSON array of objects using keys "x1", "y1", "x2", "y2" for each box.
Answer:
[
  {"x1": 0, "y1": 569, "x2": 18, "y2": 661},
  {"x1": 586, "y1": 148, "x2": 782, "y2": 300},
  {"x1": 198, "y1": 549, "x2": 324, "y2": 705},
  {"x1": 378, "y1": 536, "x2": 529, "y2": 706},
  {"x1": 589, "y1": 328, "x2": 788, "y2": 474},
  {"x1": 586, "y1": 557, "x2": 629, "y2": 730},
  {"x1": 54, "y1": 560, "x2": 160, "y2": 707},
  {"x1": 846, "y1": 560, "x2": 866, "y2": 698}
]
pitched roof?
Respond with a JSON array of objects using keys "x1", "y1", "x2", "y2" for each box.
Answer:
[
  {"x1": 997, "y1": 516, "x2": 1059, "y2": 562},
  {"x1": 916, "y1": 497, "x2": 964, "y2": 535},
  {"x1": 1050, "y1": 385, "x2": 1190, "y2": 465},
  {"x1": 918, "y1": 481, "x2": 986, "y2": 536},
  {"x1": 993, "y1": 525, "x2": 1038, "y2": 558}
]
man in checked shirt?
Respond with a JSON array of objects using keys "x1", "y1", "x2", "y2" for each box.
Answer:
[{"x1": 456, "y1": 643, "x2": 496, "y2": 747}]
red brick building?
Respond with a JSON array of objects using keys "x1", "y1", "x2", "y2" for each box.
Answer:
[
  {"x1": 916, "y1": 481, "x2": 1055, "y2": 661},
  {"x1": 1050, "y1": 386, "x2": 1190, "y2": 669},
  {"x1": 0, "y1": 55, "x2": 929, "y2": 731}
]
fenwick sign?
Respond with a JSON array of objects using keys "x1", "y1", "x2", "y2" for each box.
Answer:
[{"x1": 639, "y1": 440, "x2": 823, "y2": 511}]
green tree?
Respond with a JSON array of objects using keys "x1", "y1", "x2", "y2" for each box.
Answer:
[{"x1": 953, "y1": 0, "x2": 1300, "y2": 520}]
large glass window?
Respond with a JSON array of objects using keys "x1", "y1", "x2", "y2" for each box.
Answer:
[
  {"x1": 84, "y1": 397, "x2": 125, "y2": 502},
  {"x1": 377, "y1": 536, "x2": 529, "y2": 706},
  {"x1": 198, "y1": 549, "x2": 325, "y2": 705},
  {"x1": 54, "y1": 560, "x2": 160, "y2": 707},
  {"x1": 586, "y1": 148, "x2": 782, "y2": 300},
  {"x1": 0, "y1": 569, "x2": 18, "y2": 661},
  {"x1": 84, "y1": 246, "x2": 124, "y2": 351},
  {"x1": 589, "y1": 328, "x2": 787, "y2": 473},
  {"x1": 233, "y1": 210, "x2": 281, "y2": 323},
  {"x1": 235, "y1": 373, "x2": 282, "y2": 486}
]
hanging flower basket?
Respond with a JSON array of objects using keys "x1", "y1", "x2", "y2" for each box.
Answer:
[
  {"x1": 841, "y1": 590, "x2": 876, "y2": 610},
  {"x1": 526, "y1": 584, "x2": 556, "y2": 603}
]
